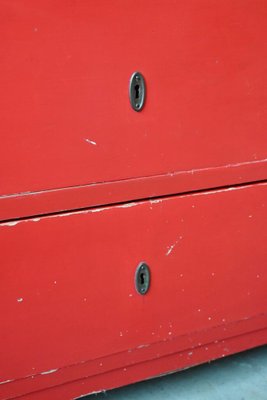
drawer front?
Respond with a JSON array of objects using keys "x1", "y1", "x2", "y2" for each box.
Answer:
[
  {"x1": 1, "y1": 0, "x2": 266, "y2": 197},
  {"x1": 0, "y1": 183, "x2": 266, "y2": 398}
]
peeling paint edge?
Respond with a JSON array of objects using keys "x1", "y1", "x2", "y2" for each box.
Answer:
[{"x1": 1, "y1": 182, "x2": 266, "y2": 228}]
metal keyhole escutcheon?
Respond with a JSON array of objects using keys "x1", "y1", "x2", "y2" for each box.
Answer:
[
  {"x1": 135, "y1": 262, "x2": 150, "y2": 295},
  {"x1": 129, "y1": 72, "x2": 146, "y2": 111}
]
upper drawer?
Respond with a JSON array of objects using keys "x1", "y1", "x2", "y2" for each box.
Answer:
[{"x1": 0, "y1": 0, "x2": 266, "y2": 198}]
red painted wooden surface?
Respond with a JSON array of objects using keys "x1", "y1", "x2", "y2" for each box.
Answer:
[
  {"x1": 1, "y1": 183, "x2": 267, "y2": 399},
  {"x1": 0, "y1": 1, "x2": 266, "y2": 399}
]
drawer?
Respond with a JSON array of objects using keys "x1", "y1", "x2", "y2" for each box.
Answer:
[
  {"x1": 0, "y1": 0, "x2": 266, "y2": 203},
  {"x1": 1, "y1": 182, "x2": 266, "y2": 399}
]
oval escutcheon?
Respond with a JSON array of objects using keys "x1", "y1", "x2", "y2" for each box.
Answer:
[{"x1": 129, "y1": 72, "x2": 146, "y2": 112}]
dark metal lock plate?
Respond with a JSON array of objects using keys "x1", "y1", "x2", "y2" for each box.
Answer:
[
  {"x1": 129, "y1": 72, "x2": 146, "y2": 111},
  {"x1": 135, "y1": 262, "x2": 150, "y2": 295}
]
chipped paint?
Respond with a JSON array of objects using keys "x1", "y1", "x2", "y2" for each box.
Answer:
[
  {"x1": 40, "y1": 368, "x2": 58, "y2": 375},
  {"x1": 1, "y1": 158, "x2": 266, "y2": 201},
  {"x1": 117, "y1": 202, "x2": 138, "y2": 209},
  {"x1": 1, "y1": 218, "x2": 41, "y2": 228},
  {"x1": 0, "y1": 379, "x2": 14, "y2": 385},
  {"x1": 0, "y1": 202, "x2": 140, "y2": 228},
  {"x1": 150, "y1": 199, "x2": 162, "y2": 204},
  {"x1": 1, "y1": 221, "x2": 21, "y2": 227},
  {"x1": 84, "y1": 138, "x2": 97, "y2": 146},
  {"x1": 166, "y1": 236, "x2": 183, "y2": 256},
  {"x1": 1, "y1": 181, "x2": 266, "y2": 228},
  {"x1": 137, "y1": 344, "x2": 150, "y2": 349}
]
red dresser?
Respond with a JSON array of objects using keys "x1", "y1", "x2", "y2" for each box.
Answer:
[{"x1": 0, "y1": 1, "x2": 266, "y2": 399}]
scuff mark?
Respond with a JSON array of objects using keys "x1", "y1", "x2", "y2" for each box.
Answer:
[
  {"x1": 0, "y1": 379, "x2": 14, "y2": 385},
  {"x1": 40, "y1": 369, "x2": 58, "y2": 375},
  {"x1": 137, "y1": 344, "x2": 150, "y2": 349},
  {"x1": 166, "y1": 245, "x2": 175, "y2": 256},
  {"x1": 84, "y1": 138, "x2": 97, "y2": 146},
  {"x1": 166, "y1": 236, "x2": 183, "y2": 256}
]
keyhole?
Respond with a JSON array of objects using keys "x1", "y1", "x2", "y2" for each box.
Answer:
[
  {"x1": 129, "y1": 72, "x2": 145, "y2": 111},
  {"x1": 135, "y1": 262, "x2": 150, "y2": 295},
  {"x1": 140, "y1": 272, "x2": 145, "y2": 285},
  {"x1": 134, "y1": 84, "x2": 140, "y2": 99}
]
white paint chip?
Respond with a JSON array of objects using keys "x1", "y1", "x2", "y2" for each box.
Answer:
[
  {"x1": 84, "y1": 138, "x2": 97, "y2": 146},
  {"x1": 137, "y1": 344, "x2": 149, "y2": 349},
  {"x1": 40, "y1": 369, "x2": 58, "y2": 375},
  {"x1": 150, "y1": 199, "x2": 162, "y2": 204},
  {"x1": 118, "y1": 202, "x2": 138, "y2": 209},
  {"x1": 17, "y1": 298, "x2": 23, "y2": 303},
  {"x1": 0, "y1": 379, "x2": 14, "y2": 385},
  {"x1": 166, "y1": 237, "x2": 182, "y2": 256},
  {"x1": 2, "y1": 221, "x2": 20, "y2": 227}
]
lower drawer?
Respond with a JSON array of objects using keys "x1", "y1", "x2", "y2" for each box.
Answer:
[{"x1": 1, "y1": 183, "x2": 266, "y2": 399}]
